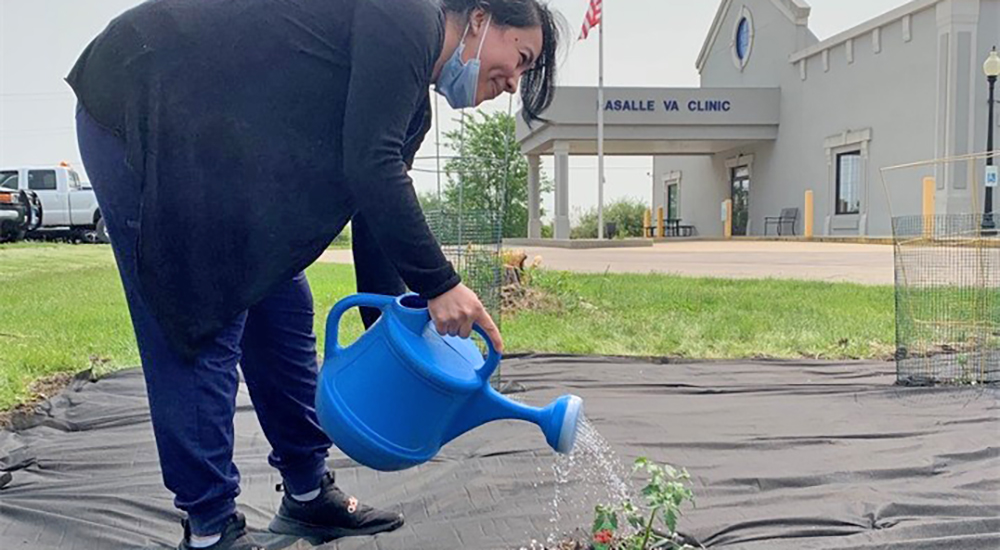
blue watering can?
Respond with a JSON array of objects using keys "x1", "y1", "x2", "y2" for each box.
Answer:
[{"x1": 315, "y1": 293, "x2": 584, "y2": 471}]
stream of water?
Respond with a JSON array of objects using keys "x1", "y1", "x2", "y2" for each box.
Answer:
[{"x1": 518, "y1": 414, "x2": 635, "y2": 549}]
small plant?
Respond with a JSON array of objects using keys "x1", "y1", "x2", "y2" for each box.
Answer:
[
  {"x1": 591, "y1": 504, "x2": 618, "y2": 549},
  {"x1": 590, "y1": 458, "x2": 695, "y2": 550}
]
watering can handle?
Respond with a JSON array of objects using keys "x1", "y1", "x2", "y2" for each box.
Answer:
[
  {"x1": 472, "y1": 324, "x2": 502, "y2": 382},
  {"x1": 324, "y1": 293, "x2": 396, "y2": 361}
]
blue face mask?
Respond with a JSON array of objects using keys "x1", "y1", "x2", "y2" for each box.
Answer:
[{"x1": 435, "y1": 16, "x2": 492, "y2": 109}]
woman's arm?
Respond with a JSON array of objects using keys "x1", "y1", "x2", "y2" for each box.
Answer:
[
  {"x1": 342, "y1": 0, "x2": 458, "y2": 301},
  {"x1": 342, "y1": 0, "x2": 502, "y2": 351}
]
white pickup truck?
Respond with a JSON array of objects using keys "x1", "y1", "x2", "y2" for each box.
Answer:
[{"x1": 0, "y1": 164, "x2": 108, "y2": 243}]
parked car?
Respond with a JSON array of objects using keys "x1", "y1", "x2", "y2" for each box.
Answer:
[
  {"x1": 0, "y1": 184, "x2": 43, "y2": 243},
  {"x1": 0, "y1": 163, "x2": 106, "y2": 243}
]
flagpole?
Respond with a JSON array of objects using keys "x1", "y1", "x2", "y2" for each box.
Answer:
[
  {"x1": 597, "y1": 3, "x2": 605, "y2": 240},
  {"x1": 434, "y1": 93, "x2": 442, "y2": 202}
]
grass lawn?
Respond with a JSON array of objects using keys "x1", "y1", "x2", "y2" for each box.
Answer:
[
  {"x1": 0, "y1": 243, "x2": 895, "y2": 410},
  {"x1": 511, "y1": 269, "x2": 894, "y2": 360},
  {"x1": 0, "y1": 243, "x2": 365, "y2": 410}
]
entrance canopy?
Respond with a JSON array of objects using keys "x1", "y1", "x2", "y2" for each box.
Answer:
[{"x1": 515, "y1": 87, "x2": 781, "y2": 239}]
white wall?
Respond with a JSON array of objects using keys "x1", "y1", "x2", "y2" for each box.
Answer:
[
  {"x1": 667, "y1": 0, "x2": 805, "y2": 237},
  {"x1": 700, "y1": 0, "x2": 817, "y2": 88},
  {"x1": 660, "y1": 0, "x2": 984, "y2": 237},
  {"x1": 773, "y1": 5, "x2": 939, "y2": 236},
  {"x1": 973, "y1": 0, "x2": 1000, "y2": 172},
  {"x1": 652, "y1": 156, "x2": 722, "y2": 236}
]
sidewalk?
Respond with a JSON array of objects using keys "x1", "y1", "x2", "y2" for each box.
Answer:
[{"x1": 318, "y1": 241, "x2": 895, "y2": 285}]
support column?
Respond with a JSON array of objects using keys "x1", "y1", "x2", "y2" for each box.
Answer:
[
  {"x1": 553, "y1": 142, "x2": 571, "y2": 239},
  {"x1": 527, "y1": 155, "x2": 542, "y2": 238},
  {"x1": 935, "y1": 0, "x2": 980, "y2": 214}
]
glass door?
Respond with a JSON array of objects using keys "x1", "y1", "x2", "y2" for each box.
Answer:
[
  {"x1": 666, "y1": 182, "x2": 679, "y2": 221},
  {"x1": 730, "y1": 166, "x2": 750, "y2": 236}
]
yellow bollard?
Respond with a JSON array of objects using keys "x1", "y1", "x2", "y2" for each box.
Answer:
[
  {"x1": 657, "y1": 206, "x2": 665, "y2": 238},
  {"x1": 644, "y1": 209, "x2": 651, "y2": 238},
  {"x1": 723, "y1": 200, "x2": 733, "y2": 239},
  {"x1": 804, "y1": 190, "x2": 814, "y2": 239},
  {"x1": 922, "y1": 177, "x2": 935, "y2": 239}
]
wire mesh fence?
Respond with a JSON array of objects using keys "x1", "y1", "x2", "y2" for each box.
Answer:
[
  {"x1": 424, "y1": 208, "x2": 504, "y2": 325},
  {"x1": 879, "y1": 150, "x2": 1000, "y2": 386},
  {"x1": 892, "y1": 214, "x2": 1000, "y2": 385},
  {"x1": 422, "y1": 156, "x2": 511, "y2": 387},
  {"x1": 419, "y1": 102, "x2": 522, "y2": 390}
]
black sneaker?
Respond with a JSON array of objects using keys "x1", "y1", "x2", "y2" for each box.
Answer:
[
  {"x1": 268, "y1": 472, "x2": 404, "y2": 544},
  {"x1": 177, "y1": 512, "x2": 264, "y2": 550}
]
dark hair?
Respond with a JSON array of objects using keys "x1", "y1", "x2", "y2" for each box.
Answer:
[{"x1": 442, "y1": 0, "x2": 561, "y2": 125}]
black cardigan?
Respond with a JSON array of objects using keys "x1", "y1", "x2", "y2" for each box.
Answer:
[{"x1": 67, "y1": 0, "x2": 460, "y2": 360}]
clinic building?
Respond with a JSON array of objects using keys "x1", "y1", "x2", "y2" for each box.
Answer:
[{"x1": 516, "y1": 0, "x2": 1000, "y2": 238}]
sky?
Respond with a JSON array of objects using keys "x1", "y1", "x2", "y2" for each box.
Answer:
[{"x1": 1, "y1": 0, "x2": 906, "y2": 222}]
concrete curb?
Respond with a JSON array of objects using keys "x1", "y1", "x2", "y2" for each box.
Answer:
[
  {"x1": 502, "y1": 238, "x2": 654, "y2": 249},
  {"x1": 504, "y1": 236, "x2": 897, "y2": 248}
]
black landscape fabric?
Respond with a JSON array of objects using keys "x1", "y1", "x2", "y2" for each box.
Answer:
[{"x1": 1, "y1": 355, "x2": 997, "y2": 550}]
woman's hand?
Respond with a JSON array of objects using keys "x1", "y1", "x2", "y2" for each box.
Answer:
[{"x1": 427, "y1": 283, "x2": 504, "y2": 353}]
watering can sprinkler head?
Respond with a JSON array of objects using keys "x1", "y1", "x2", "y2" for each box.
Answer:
[
  {"x1": 522, "y1": 395, "x2": 583, "y2": 454},
  {"x1": 544, "y1": 394, "x2": 585, "y2": 455}
]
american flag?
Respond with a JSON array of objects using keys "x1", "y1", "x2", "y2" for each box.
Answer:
[{"x1": 578, "y1": 0, "x2": 602, "y2": 40}]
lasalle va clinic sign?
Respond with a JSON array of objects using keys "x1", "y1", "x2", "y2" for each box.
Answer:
[
  {"x1": 515, "y1": 88, "x2": 781, "y2": 134},
  {"x1": 603, "y1": 98, "x2": 733, "y2": 113},
  {"x1": 578, "y1": 89, "x2": 781, "y2": 126}
]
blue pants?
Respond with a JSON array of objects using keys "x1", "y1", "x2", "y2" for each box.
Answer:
[{"x1": 76, "y1": 106, "x2": 333, "y2": 536}]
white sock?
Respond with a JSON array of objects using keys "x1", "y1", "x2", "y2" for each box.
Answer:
[
  {"x1": 188, "y1": 533, "x2": 221, "y2": 548},
  {"x1": 291, "y1": 487, "x2": 321, "y2": 502}
]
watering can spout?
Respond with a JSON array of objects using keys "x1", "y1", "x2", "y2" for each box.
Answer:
[{"x1": 443, "y1": 388, "x2": 584, "y2": 455}]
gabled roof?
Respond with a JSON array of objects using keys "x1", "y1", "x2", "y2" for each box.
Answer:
[{"x1": 696, "y1": 0, "x2": 812, "y2": 73}]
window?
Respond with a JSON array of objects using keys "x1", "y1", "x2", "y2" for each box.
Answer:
[
  {"x1": 0, "y1": 171, "x2": 17, "y2": 190},
  {"x1": 836, "y1": 152, "x2": 861, "y2": 215},
  {"x1": 28, "y1": 170, "x2": 57, "y2": 191},
  {"x1": 731, "y1": 7, "x2": 754, "y2": 70},
  {"x1": 736, "y1": 19, "x2": 750, "y2": 60},
  {"x1": 68, "y1": 170, "x2": 82, "y2": 190}
]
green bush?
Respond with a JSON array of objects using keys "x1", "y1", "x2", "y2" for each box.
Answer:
[{"x1": 571, "y1": 197, "x2": 648, "y2": 239}]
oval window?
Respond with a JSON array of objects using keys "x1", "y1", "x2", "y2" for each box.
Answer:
[{"x1": 736, "y1": 17, "x2": 750, "y2": 61}]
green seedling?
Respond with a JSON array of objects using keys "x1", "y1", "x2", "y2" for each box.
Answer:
[{"x1": 590, "y1": 457, "x2": 695, "y2": 550}]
